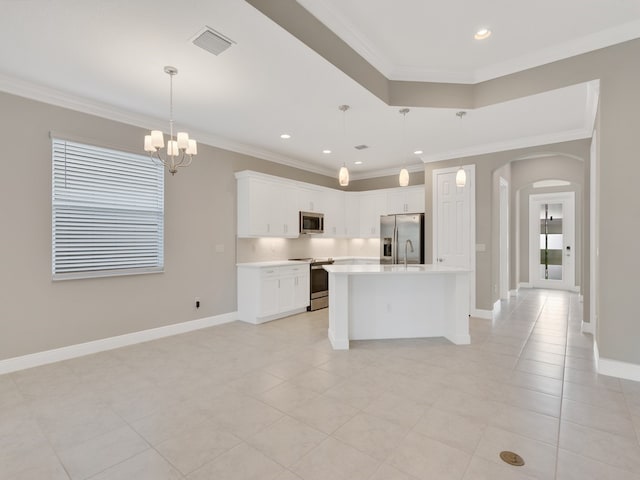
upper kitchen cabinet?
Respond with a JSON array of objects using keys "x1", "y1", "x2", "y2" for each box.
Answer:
[
  {"x1": 323, "y1": 189, "x2": 346, "y2": 237},
  {"x1": 344, "y1": 192, "x2": 360, "y2": 238},
  {"x1": 297, "y1": 185, "x2": 325, "y2": 213},
  {"x1": 236, "y1": 171, "x2": 298, "y2": 238},
  {"x1": 386, "y1": 185, "x2": 425, "y2": 214},
  {"x1": 358, "y1": 191, "x2": 387, "y2": 238}
]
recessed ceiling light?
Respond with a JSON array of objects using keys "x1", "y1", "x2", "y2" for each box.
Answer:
[
  {"x1": 414, "y1": 150, "x2": 423, "y2": 155},
  {"x1": 280, "y1": 134, "x2": 291, "y2": 139},
  {"x1": 322, "y1": 149, "x2": 332, "y2": 154},
  {"x1": 474, "y1": 28, "x2": 491, "y2": 40},
  {"x1": 354, "y1": 161, "x2": 363, "y2": 165}
]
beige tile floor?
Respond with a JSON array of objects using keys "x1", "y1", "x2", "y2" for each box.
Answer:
[{"x1": 2, "y1": 289, "x2": 640, "y2": 479}]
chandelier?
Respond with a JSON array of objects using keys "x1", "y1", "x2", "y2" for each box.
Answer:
[{"x1": 144, "y1": 66, "x2": 197, "y2": 175}]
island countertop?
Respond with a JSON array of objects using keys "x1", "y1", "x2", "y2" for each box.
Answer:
[
  {"x1": 324, "y1": 264, "x2": 471, "y2": 275},
  {"x1": 325, "y1": 263, "x2": 471, "y2": 350}
]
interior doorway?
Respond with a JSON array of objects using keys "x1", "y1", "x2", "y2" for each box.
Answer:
[
  {"x1": 529, "y1": 192, "x2": 575, "y2": 290},
  {"x1": 499, "y1": 177, "x2": 509, "y2": 300}
]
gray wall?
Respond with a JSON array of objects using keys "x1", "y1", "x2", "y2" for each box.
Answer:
[
  {"x1": 511, "y1": 156, "x2": 586, "y2": 292},
  {"x1": 0, "y1": 91, "x2": 337, "y2": 361},
  {"x1": 423, "y1": 140, "x2": 590, "y2": 314}
]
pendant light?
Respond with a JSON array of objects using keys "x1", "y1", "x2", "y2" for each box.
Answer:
[
  {"x1": 455, "y1": 111, "x2": 467, "y2": 187},
  {"x1": 398, "y1": 108, "x2": 410, "y2": 187},
  {"x1": 338, "y1": 104, "x2": 350, "y2": 187}
]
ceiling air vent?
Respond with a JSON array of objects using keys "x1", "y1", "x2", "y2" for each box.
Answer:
[
  {"x1": 192, "y1": 26, "x2": 235, "y2": 56},
  {"x1": 354, "y1": 144, "x2": 369, "y2": 150}
]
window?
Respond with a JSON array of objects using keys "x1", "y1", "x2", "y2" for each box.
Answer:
[{"x1": 52, "y1": 138, "x2": 164, "y2": 280}]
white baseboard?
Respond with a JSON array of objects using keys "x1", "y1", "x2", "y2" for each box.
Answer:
[
  {"x1": 581, "y1": 320, "x2": 594, "y2": 334},
  {"x1": 328, "y1": 329, "x2": 349, "y2": 350},
  {"x1": 509, "y1": 289, "x2": 518, "y2": 297},
  {"x1": 594, "y1": 340, "x2": 640, "y2": 382},
  {"x1": 472, "y1": 309, "x2": 493, "y2": 320},
  {"x1": 0, "y1": 312, "x2": 237, "y2": 375},
  {"x1": 493, "y1": 299, "x2": 501, "y2": 314},
  {"x1": 519, "y1": 282, "x2": 533, "y2": 289}
]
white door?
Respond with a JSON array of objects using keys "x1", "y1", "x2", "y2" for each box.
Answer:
[
  {"x1": 434, "y1": 169, "x2": 471, "y2": 267},
  {"x1": 433, "y1": 166, "x2": 475, "y2": 312},
  {"x1": 529, "y1": 192, "x2": 575, "y2": 290}
]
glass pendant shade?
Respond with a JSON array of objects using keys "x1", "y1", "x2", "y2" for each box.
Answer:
[
  {"x1": 399, "y1": 168, "x2": 409, "y2": 187},
  {"x1": 456, "y1": 167, "x2": 466, "y2": 187},
  {"x1": 338, "y1": 165, "x2": 350, "y2": 186}
]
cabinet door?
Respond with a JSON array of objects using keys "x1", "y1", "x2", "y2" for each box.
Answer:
[
  {"x1": 344, "y1": 193, "x2": 360, "y2": 237},
  {"x1": 294, "y1": 274, "x2": 310, "y2": 309},
  {"x1": 405, "y1": 186, "x2": 425, "y2": 213},
  {"x1": 280, "y1": 185, "x2": 299, "y2": 236},
  {"x1": 260, "y1": 275, "x2": 279, "y2": 316},
  {"x1": 298, "y1": 186, "x2": 324, "y2": 213},
  {"x1": 386, "y1": 190, "x2": 406, "y2": 214},
  {"x1": 278, "y1": 275, "x2": 296, "y2": 313},
  {"x1": 323, "y1": 190, "x2": 345, "y2": 237},
  {"x1": 359, "y1": 192, "x2": 386, "y2": 238}
]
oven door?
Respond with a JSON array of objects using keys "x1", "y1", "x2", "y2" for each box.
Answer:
[{"x1": 310, "y1": 265, "x2": 329, "y2": 299}]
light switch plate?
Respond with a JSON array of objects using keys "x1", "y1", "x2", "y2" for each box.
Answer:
[
  {"x1": 475, "y1": 243, "x2": 486, "y2": 252},
  {"x1": 215, "y1": 244, "x2": 225, "y2": 253}
]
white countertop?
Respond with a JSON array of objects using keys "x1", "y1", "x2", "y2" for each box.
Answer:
[
  {"x1": 324, "y1": 264, "x2": 471, "y2": 274},
  {"x1": 237, "y1": 256, "x2": 379, "y2": 268},
  {"x1": 236, "y1": 260, "x2": 310, "y2": 268}
]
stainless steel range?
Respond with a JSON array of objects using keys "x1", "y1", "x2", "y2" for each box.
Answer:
[{"x1": 289, "y1": 258, "x2": 334, "y2": 311}]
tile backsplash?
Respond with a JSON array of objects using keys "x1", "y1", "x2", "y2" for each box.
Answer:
[{"x1": 236, "y1": 237, "x2": 380, "y2": 263}]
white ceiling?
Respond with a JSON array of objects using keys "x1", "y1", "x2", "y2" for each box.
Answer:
[{"x1": 0, "y1": 0, "x2": 627, "y2": 180}]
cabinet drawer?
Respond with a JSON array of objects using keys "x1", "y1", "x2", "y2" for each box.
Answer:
[{"x1": 260, "y1": 268, "x2": 281, "y2": 279}]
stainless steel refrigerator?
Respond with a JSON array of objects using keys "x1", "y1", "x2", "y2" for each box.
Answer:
[{"x1": 380, "y1": 213, "x2": 425, "y2": 264}]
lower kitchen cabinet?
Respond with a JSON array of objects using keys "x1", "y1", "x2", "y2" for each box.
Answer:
[{"x1": 237, "y1": 264, "x2": 310, "y2": 324}]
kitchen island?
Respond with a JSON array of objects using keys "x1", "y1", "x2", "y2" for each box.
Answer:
[{"x1": 323, "y1": 264, "x2": 471, "y2": 350}]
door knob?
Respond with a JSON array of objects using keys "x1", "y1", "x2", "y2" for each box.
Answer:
[{"x1": 438, "y1": 258, "x2": 444, "y2": 262}]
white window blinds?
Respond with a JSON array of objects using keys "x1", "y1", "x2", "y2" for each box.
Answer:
[{"x1": 52, "y1": 138, "x2": 164, "y2": 280}]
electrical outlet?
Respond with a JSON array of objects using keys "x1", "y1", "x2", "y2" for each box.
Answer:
[{"x1": 195, "y1": 297, "x2": 200, "y2": 309}]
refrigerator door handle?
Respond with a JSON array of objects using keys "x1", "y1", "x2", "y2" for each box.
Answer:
[{"x1": 393, "y1": 225, "x2": 398, "y2": 264}]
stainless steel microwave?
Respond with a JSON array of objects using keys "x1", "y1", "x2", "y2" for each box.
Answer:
[{"x1": 299, "y1": 211, "x2": 324, "y2": 234}]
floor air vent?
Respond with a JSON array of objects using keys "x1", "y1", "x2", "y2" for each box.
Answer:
[{"x1": 192, "y1": 26, "x2": 235, "y2": 56}]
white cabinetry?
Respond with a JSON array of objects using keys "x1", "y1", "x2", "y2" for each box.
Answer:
[
  {"x1": 358, "y1": 191, "x2": 387, "y2": 238},
  {"x1": 298, "y1": 186, "x2": 324, "y2": 213},
  {"x1": 236, "y1": 172, "x2": 298, "y2": 238},
  {"x1": 344, "y1": 193, "x2": 360, "y2": 238},
  {"x1": 235, "y1": 170, "x2": 426, "y2": 239},
  {"x1": 386, "y1": 186, "x2": 425, "y2": 214},
  {"x1": 238, "y1": 264, "x2": 310, "y2": 324},
  {"x1": 323, "y1": 189, "x2": 345, "y2": 237}
]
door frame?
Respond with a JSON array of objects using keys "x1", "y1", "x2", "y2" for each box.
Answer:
[
  {"x1": 499, "y1": 177, "x2": 509, "y2": 300},
  {"x1": 529, "y1": 191, "x2": 576, "y2": 290},
  {"x1": 432, "y1": 165, "x2": 476, "y2": 316}
]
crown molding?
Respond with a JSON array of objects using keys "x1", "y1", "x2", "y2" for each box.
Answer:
[
  {"x1": 296, "y1": 1, "x2": 640, "y2": 84},
  {"x1": 421, "y1": 128, "x2": 592, "y2": 164},
  {"x1": 349, "y1": 162, "x2": 423, "y2": 181},
  {"x1": 0, "y1": 73, "x2": 337, "y2": 178},
  {"x1": 473, "y1": 20, "x2": 640, "y2": 83},
  {"x1": 295, "y1": 0, "x2": 396, "y2": 78}
]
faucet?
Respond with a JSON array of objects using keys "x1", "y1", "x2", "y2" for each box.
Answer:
[{"x1": 404, "y1": 239, "x2": 414, "y2": 267}]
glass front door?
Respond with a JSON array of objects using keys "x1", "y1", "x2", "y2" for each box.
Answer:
[{"x1": 539, "y1": 203, "x2": 564, "y2": 281}]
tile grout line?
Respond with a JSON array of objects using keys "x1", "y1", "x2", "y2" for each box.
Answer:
[{"x1": 552, "y1": 293, "x2": 573, "y2": 480}]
